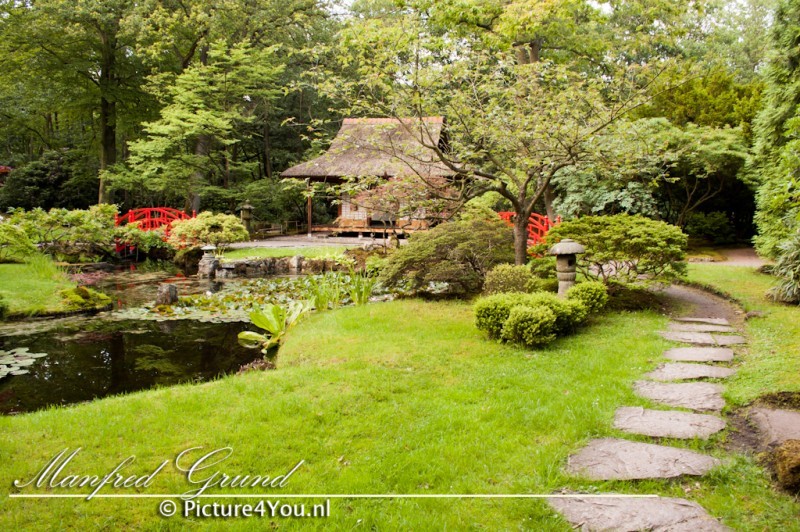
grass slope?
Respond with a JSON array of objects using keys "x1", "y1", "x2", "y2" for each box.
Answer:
[
  {"x1": 689, "y1": 264, "x2": 800, "y2": 405},
  {"x1": 0, "y1": 261, "x2": 74, "y2": 315},
  {"x1": 223, "y1": 246, "x2": 350, "y2": 261},
  {"x1": 1, "y1": 300, "x2": 798, "y2": 529}
]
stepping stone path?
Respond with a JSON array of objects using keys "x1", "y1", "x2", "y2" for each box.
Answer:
[
  {"x1": 659, "y1": 331, "x2": 746, "y2": 346},
  {"x1": 548, "y1": 496, "x2": 730, "y2": 531},
  {"x1": 664, "y1": 347, "x2": 734, "y2": 362},
  {"x1": 566, "y1": 438, "x2": 720, "y2": 480},
  {"x1": 646, "y1": 362, "x2": 736, "y2": 381},
  {"x1": 614, "y1": 407, "x2": 726, "y2": 439},
  {"x1": 551, "y1": 311, "x2": 743, "y2": 530},
  {"x1": 634, "y1": 381, "x2": 726, "y2": 412},
  {"x1": 668, "y1": 322, "x2": 737, "y2": 333}
]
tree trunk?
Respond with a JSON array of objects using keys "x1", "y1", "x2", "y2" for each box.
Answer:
[
  {"x1": 543, "y1": 182, "x2": 556, "y2": 220},
  {"x1": 98, "y1": 95, "x2": 116, "y2": 204},
  {"x1": 97, "y1": 29, "x2": 118, "y2": 204},
  {"x1": 513, "y1": 214, "x2": 529, "y2": 265}
]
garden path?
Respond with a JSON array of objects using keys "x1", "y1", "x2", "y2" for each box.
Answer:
[{"x1": 550, "y1": 285, "x2": 742, "y2": 530}]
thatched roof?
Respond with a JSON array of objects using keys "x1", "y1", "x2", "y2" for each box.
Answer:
[{"x1": 281, "y1": 117, "x2": 453, "y2": 180}]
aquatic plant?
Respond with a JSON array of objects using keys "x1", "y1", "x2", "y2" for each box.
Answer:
[
  {"x1": 0, "y1": 347, "x2": 47, "y2": 379},
  {"x1": 237, "y1": 301, "x2": 313, "y2": 359}
]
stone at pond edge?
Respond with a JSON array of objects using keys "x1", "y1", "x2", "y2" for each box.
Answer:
[
  {"x1": 566, "y1": 438, "x2": 720, "y2": 480},
  {"x1": 155, "y1": 284, "x2": 179, "y2": 305},
  {"x1": 614, "y1": 407, "x2": 726, "y2": 439},
  {"x1": 748, "y1": 408, "x2": 800, "y2": 447},
  {"x1": 775, "y1": 439, "x2": 800, "y2": 493},
  {"x1": 548, "y1": 496, "x2": 729, "y2": 531}
]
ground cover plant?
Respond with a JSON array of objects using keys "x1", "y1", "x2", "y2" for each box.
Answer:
[
  {"x1": 688, "y1": 264, "x2": 800, "y2": 404},
  {"x1": 1, "y1": 299, "x2": 798, "y2": 529}
]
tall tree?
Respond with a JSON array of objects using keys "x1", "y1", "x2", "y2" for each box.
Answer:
[{"x1": 320, "y1": 1, "x2": 685, "y2": 263}]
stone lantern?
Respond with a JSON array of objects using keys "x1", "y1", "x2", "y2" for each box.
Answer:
[
  {"x1": 239, "y1": 201, "x2": 254, "y2": 233},
  {"x1": 549, "y1": 238, "x2": 585, "y2": 297},
  {"x1": 198, "y1": 245, "x2": 218, "y2": 279}
]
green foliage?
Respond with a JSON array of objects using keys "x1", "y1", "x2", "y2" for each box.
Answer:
[
  {"x1": 167, "y1": 212, "x2": 249, "y2": 252},
  {"x1": 115, "y1": 224, "x2": 172, "y2": 254},
  {"x1": 750, "y1": 0, "x2": 800, "y2": 258},
  {"x1": 567, "y1": 281, "x2": 609, "y2": 314},
  {"x1": 304, "y1": 272, "x2": 348, "y2": 311},
  {"x1": 684, "y1": 211, "x2": 737, "y2": 245},
  {"x1": 483, "y1": 264, "x2": 535, "y2": 295},
  {"x1": 768, "y1": 232, "x2": 800, "y2": 303},
  {"x1": 0, "y1": 150, "x2": 98, "y2": 211},
  {"x1": 500, "y1": 305, "x2": 557, "y2": 347},
  {"x1": 380, "y1": 217, "x2": 515, "y2": 297},
  {"x1": 542, "y1": 214, "x2": 688, "y2": 284},
  {"x1": 237, "y1": 301, "x2": 312, "y2": 358},
  {"x1": 6, "y1": 205, "x2": 118, "y2": 261},
  {"x1": 528, "y1": 256, "x2": 557, "y2": 279},
  {"x1": 0, "y1": 223, "x2": 37, "y2": 263},
  {"x1": 347, "y1": 270, "x2": 379, "y2": 306}
]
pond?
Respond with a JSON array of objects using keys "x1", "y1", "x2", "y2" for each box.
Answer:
[{"x1": 0, "y1": 269, "x2": 262, "y2": 415}]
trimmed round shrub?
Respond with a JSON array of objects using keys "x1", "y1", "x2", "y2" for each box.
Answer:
[
  {"x1": 527, "y1": 277, "x2": 559, "y2": 293},
  {"x1": 500, "y1": 305, "x2": 557, "y2": 347},
  {"x1": 484, "y1": 264, "x2": 535, "y2": 294},
  {"x1": 474, "y1": 292, "x2": 528, "y2": 339},
  {"x1": 474, "y1": 291, "x2": 589, "y2": 341},
  {"x1": 523, "y1": 292, "x2": 588, "y2": 334},
  {"x1": 567, "y1": 281, "x2": 609, "y2": 313}
]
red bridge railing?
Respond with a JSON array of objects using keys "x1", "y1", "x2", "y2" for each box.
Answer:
[
  {"x1": 497, "y1": 211, "x2": 560, "y2": 247},
  {"x1": 115, "y1": 207, "x2": 195, "y2": 253}
]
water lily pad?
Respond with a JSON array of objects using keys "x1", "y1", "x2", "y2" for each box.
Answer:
[
  {"x1": 27, "y1": 353, "x2": 48, "y2": 358},
  {"x1": 14, "y1": 359, "x2": 35, "y2": 367},
  {"x1": 10, "y1": 369, "x2": 29, "y2": 376}
]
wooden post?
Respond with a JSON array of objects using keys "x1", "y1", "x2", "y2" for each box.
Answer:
[{"x1": 306, "y1": 193, "x2": 312, "y2": 236}]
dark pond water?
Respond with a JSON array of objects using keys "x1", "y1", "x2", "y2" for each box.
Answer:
[
  {"x1": 0, "y1": 268, "x2": 266, "y2": 415},
  {"x1": 0, "y1": 319, "x2": 256, "y2": 414}
]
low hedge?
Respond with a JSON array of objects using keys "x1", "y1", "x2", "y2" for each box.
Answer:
[{"x1": 474, "y1": 282, "x2": 608, "y2": 348}]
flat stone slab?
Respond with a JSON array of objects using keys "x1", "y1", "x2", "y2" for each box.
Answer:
[
  {"x1": 668, "y1": 322, "x2": 737, "y2": 333},
  {"x1": 660, "y1": 331, "x2": 746, "y2": 346},
  {"x1": 548, "y1": 496, "x2": 729, "y2": 531},
  {"x1": 566, "y1": 438, "x2": 720, "y2": 480},
  {"x1": 614, "y1": 407, "x2": 726, "y2": 439},
  {"x1": 634, "y1": 381, "x2": 726, "y2": 412},
  {"x1": 748, "y1": 408, "x2": 800, "y2": 446},
  {"x1": 673, "y1": 317, "x2": 730, "y2": 326},
  {"x1": 646, "y1": 363, "x2": 736, "y2": 381},
  {"x1": 664, "y1": 347, "x2": 734, "y2": 362}
]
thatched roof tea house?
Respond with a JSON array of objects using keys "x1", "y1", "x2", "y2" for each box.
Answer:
[{"x1": 281, "y1": 117, "x2": 454, "y2": 233}]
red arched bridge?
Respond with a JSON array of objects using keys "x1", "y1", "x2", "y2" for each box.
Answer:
[
  {"x1": 115, "y1": 207, "x2": 195, "y2": 253},
  {"x1": 497, "y1": 211, "x2": 560, "y2": 247}
]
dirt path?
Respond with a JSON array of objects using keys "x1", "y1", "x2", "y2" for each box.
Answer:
[{"x1": 660, "y1": 284, "x2": 744, "y2": 326}]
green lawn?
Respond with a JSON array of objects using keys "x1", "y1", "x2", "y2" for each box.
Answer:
[
  {"x1": 2, "y1": 299, "x2": 798, "y2": 529},
  {"x1": 0, "y1": 261, "x2": 74, "y2": 316},
  {"x1": 223, "y1": 246, "x2": 351, "y2": 261},
  {"x1": 688, "y1": 263, "x2": 800, "y2": 405}
]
